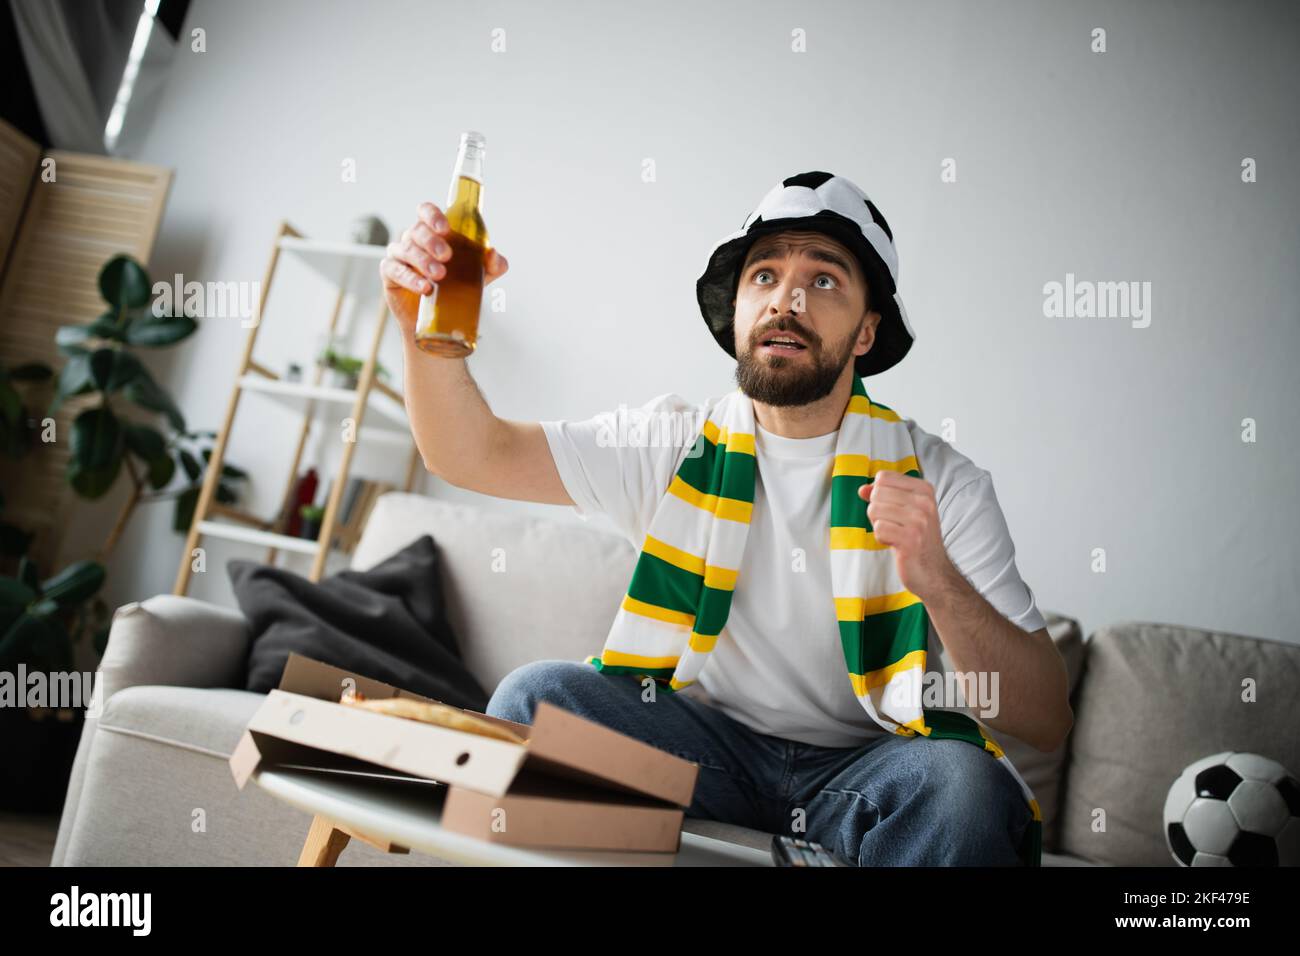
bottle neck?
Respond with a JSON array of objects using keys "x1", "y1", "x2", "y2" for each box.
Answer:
[{"x1": 447, "y1": 143, "x2": 485, "y2": 208}]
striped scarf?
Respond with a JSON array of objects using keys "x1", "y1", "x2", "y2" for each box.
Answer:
[{"x1": 584, "y1": 374, "x2": 1043, "y2": 866}]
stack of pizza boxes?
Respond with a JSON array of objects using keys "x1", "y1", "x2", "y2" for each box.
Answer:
[{"x1": 229, "y1": 653, "x2": 700, "y2": 854}]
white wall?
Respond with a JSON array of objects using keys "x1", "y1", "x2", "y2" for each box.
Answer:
[{"x1": 92, "y1": 0, "x2": 1299, "y2": 644}]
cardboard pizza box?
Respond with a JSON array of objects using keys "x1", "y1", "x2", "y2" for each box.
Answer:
[{"x1": 229, "y1": 652, "x2": 699, "y2": 853}]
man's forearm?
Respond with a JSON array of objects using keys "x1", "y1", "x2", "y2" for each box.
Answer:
[
  {"x1": 400, "y1": 336, "x2": 499, "y2": 483},
  {"x1": 922, "y1": 564, "x2": 1073, "y2": 752}
]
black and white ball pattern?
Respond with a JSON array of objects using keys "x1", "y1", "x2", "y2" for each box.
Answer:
[
  {"x1": 738, "y1": 171, "x2": 900, "y2": 289},
  {"x1": 1163, "y1": 751, "x2": 1300, "y2": 866}
]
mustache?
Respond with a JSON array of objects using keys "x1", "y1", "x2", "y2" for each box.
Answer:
[{"x1": 751, "y1": 318, "x2": 819, "y2": 348}]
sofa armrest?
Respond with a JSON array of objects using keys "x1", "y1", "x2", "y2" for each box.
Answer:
[
  {"x1": 53, "y1": 595, "x2": 250, "y2": 867},
  {"x1": 97, "y1": 594, "x2": 250, "y2": 705}
]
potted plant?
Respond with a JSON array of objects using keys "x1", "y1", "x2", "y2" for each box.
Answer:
[
  {"x1": 50, "y1": 254, "x2": 248, "y2": 558},
  {"x1": 318, "y1": 344, "x2": 389, "y2": 391},
  {"x1": 0, "y1": 254, "x2": 249, "y2": 810},
  {"x1": 0, "y1": 359, "x2": 109, "y2": 811},
  {"x1": 298, "y1": 503, "x2": 324, "y2": 540},
  {"x1": 0, "y1": 547, "x2": 107, "y2": 811}
]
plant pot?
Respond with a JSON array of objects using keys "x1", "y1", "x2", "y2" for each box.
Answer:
[
  {"x1": 300, "y1": 517, "x2": 321, "y2": 540},
  {"x1": 324, "y1": 368, "x2": 359, "y2": 391},
  {"x1": 0, "y1": 705, "x2": 85, "y2": 812}
]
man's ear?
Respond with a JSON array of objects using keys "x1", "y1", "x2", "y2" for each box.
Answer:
[{"x1": 855, "y1": 309, "x2": 881, "y2": 357}]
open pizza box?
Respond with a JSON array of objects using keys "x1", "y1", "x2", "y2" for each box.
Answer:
[{"x1": 229, "y1": 652, "x2": 700, "y2": 853}]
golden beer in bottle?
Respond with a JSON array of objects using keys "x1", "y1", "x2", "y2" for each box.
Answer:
[{"x1": 414, "y1": 130, "x2": 490, "y2": 357}]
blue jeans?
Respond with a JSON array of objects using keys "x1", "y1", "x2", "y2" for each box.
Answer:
[{"x1": 486, "y1": 660, "x2": 1033, "y2": 866}]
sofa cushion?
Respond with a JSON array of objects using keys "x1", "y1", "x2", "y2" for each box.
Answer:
[
  {"x1": 100, "y1": 597, "x2": 251, "y2": 704},
  {"x1": 101, "y1": 685, "x2": 268, "y2": 756},
  {"x1": 1058, "y1": 621, "x2": 1300, "y2": 865},
  {"x1": 230, "y1": 534, "x2": 488, "y2": 711}
]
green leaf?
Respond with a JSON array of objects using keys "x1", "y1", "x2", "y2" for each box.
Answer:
[
  {"x1": 99, "y1": 255, "x2": 151, "y2": 310},
  {"x1": 52, "y1": 352, "x2": 96, "y2": 410},
  {"x1": 68, "y1": 407, "x2": 124, "y2": 498},
  {"x1": 174, "y1": 485, "x2": 199, "y2": 533},
  {"x1": 0, "y1": 613, "x2": 51, "y2": 669},
  {"x1": 61, "y1": 311, "x2": 134, "y2": 345},
  {"x1": 179, "y1": 449, "x2": 201, "y2": 482},
  {"x1": 28, "y1": 596, "x2": 58, "y2": 618},
  {"x1": 56, "y1": 325, "x2": 93, "y2": 350},
  {"x1": 88, "y1": 311, "x2": 130, "y2": 342},
  {"x1": 88, "y1": 349, "x2": 115, "y2": 390},
  {"x1": 110, "y1": 351, "x2": 147, "y2": 391},
  {"x1": 0, "y1": 380, "x2": 20, "y2": 425},
  {"x1": 68, "y1": 456, "x2": 123, "y2": 499},
  {"x1": 0, "y1": 576, "x2": 37, "y2": 610},
  {"x1": 41, "y1": 560, "x2": 106, "y2": 609},
  {"x1": 0, "y1": 421, "x2": 26, "y2": 460},
  {"x1": 2, "y1": 613, "x2": 74, "y2": 672},
  {"x1": 70, "y1": 406, "x2": 123, "y2": 469},
  {"x1": 146, "y1": 452, "x2": 175, "y2": 489},
  {"x1": 88, "y1": 348, "x2": 145, "y2": 393},
  {"x1": 123, "y1": 422, "x2": 166, "y2": 461},
  {"x1": 126, "y1": 314, "x2": 197, "y2": 347},
  {"x1": 0, "y1": 601, "x2": 23, "y2": 639},
  {"x1": 17, "y1": 556, "x2": 38, "y2": 593},
  {"x1": 201, "y1": 448, "x2": 247, "y2": 479},
  {"x1": 122, "y1": 366, "x2": 185, "y2": 431},
  {"x1": 0, "y1": 521, "x2": 33, "y2": 559},
  {"x1": 8, "y1": 362, "x2": 52, "y2": 382}
]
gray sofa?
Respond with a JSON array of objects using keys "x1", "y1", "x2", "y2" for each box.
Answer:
[{"x1": 52, "y1": 493, "x2": 1300, "y2": 866}]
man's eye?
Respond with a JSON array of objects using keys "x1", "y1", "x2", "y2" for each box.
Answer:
[{"x1": 752, "y1": 269, "x2": 837, "y2": 289}]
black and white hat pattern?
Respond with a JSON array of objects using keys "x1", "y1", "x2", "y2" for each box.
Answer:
[{"x1": 696, "y1": 170, "x2": 915, "y2": 377}]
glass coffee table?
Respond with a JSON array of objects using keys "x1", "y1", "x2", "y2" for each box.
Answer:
[{"x1": 255, "y1": 766, "x2": 774, "y2": 867}]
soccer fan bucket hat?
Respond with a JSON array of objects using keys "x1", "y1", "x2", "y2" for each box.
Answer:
[{"x1": 695, "y1": 170, "x2": 915, "y2": 377}]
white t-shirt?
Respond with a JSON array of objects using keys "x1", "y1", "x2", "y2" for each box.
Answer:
[{"x1": 541, "y1": 391, "x2": 1047, "y2": 747}]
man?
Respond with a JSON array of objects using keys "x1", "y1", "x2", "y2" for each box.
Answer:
[{"x1": 380, "y1": 170, "x2": 1072, "y2": 866}]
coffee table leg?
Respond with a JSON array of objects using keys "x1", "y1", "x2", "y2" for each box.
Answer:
[
  {"x1": 298, "y1": 814, "x2": 352, "y2": 867},
  {"x1": 296, "y1": 814, "x2": 411, "y2": 866}
]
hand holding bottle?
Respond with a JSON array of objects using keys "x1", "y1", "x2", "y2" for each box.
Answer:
[{"x1": 381, "y1": 201, "x2": 509, "y2": 336}]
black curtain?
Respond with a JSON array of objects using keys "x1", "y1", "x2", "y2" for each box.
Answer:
[{"x1": 0, "y1": 0, "x2": 49, "y2": 147}]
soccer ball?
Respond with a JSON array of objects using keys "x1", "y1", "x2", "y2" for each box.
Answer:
[{"x1": 1163, "y1": 751, "x2": 1300, "y2": 866}]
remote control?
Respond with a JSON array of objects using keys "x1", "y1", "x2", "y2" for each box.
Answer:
[{"x1": 771, "y1": 834, "x2": 849, "y2": 867}]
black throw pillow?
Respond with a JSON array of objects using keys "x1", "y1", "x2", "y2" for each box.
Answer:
[{"x1": 229, "y1": 534, "x2": 489, "y2": 711}]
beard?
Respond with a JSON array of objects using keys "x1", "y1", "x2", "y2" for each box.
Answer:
[{"x1": 733, "y1": 314, "x2": 864, "y2": 407}]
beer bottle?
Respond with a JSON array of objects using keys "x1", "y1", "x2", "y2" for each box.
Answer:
[{"x1": 414, "y1": 130, "x2": 490, "y2": 357}]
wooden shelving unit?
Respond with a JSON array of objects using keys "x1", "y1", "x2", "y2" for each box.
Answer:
[{"x1": 173, "y1": 221, "x2": 421, "y2": 594}]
